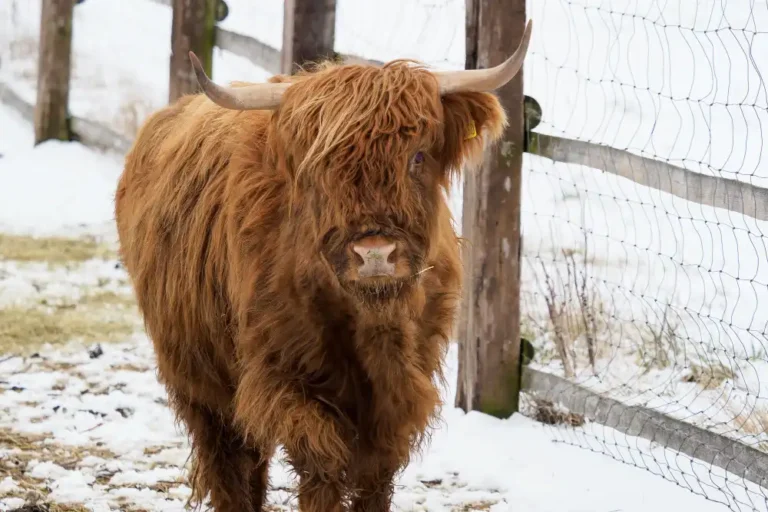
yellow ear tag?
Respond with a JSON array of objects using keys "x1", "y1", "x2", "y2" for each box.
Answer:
[{"x1": 465, "y1": 120, "x2": 477, "y2": 140}]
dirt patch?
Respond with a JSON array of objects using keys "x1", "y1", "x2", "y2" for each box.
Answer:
[{"x1": 0, "y1": 234, "x2": 117, "y2": 265}]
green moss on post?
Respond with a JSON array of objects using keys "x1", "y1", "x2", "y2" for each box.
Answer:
[{"x1": 479, "y1": 361, "x2": 522, "y2": 419}]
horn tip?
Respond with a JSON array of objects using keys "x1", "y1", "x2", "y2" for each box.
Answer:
[{"x1": 188, "y1": 51, "x2": 209, "y2": 87}]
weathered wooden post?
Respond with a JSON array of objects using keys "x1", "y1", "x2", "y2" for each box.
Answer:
[
  {"x1": 169, "y1": 0, "x2": 217, "y2": 103},
  {"x1": 34, "y1": 0, "x2": 75, "y2": 145},
  {"x1": 456, "y1": 0, "x2": 528, "y2": 417},
  {"x1": 281, "y1": 0, "x2": 337, "y2": 75}
]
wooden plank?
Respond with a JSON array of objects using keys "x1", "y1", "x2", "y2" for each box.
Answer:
[
  {"x1": 215, "y1": 27, "x2": 281, "y2": 73},
  {"x1": 0, "y1": 83, "x2": 35, "y2": 122},
  {"x1": 2, "y1": 81, "x2": 131, "y2": 154},
  {"x1": 281, "y1": 0, "x2": 337, "y2": 75},
  {"x1": 70, "y1": 117, "x2": 133, "y2": 154},
  {"x1": 522, "y1": 366, "x2": 768, "y2": 489},
  {"x1": 455, "y1": 0, "x2": 527, "y2": 418},
  {"x1": 527, "y1": 132, "x2": 768, "y2": 222},
  {"x1": 169, "y1": 0, "x2": 216, "y2": 103},
  {"x1": 214, "y1": 28, "x2": 382, "y2": 75},
  {"x1": 455, "y1": 0, "x2": 480, "y2": 410},
  {"x1": 34, "y1": 0, "x2": 75, "y2": 145}
]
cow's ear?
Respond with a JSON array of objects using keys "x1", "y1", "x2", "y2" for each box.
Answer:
[{"x1": 440, "y1": 92, "x2": 508, "y2": 175}]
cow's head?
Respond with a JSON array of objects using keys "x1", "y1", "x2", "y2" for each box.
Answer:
[{"x1": 190, "y1": 21, "x2": 532, "y2": 306}]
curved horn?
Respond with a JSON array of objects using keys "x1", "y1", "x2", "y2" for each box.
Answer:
[
  {"x1": 188, "y1": 51, "x2": 290, "y2": 110},
  {"x1": 435, "y1": 19, "x2": 532, "y2": 95}
]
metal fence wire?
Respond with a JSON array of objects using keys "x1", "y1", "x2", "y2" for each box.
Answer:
[{"x1": 517, "y1": 1, "x2": 768, "y2": 511}]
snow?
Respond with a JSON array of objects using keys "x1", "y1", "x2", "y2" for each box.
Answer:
[
  {"x1": 0, "y1": 140, "x2": 122, "y2": 236},
  {"x1": 1, "y1": 0, "x2": 768, "y2": 510}
]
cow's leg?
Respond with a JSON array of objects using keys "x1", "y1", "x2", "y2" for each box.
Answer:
[
  {"x1": 348, "y1": 453, "x2": 399, "y2": 512},
  {"x1": 233, "y1": 369, "x2": 351, "y2": 511},
  {"x1": 284, "y1": 446, "x2": 347, "y2": 512},
  {"x1": 181, "y1": 400, "x2": 265, "y2": 512},
  {"x1": 248, "y1": 445, "x2": 272, "y2": 509}
]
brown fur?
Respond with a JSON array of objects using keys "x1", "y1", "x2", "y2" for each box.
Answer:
[{"x1": 115, "y1": 59, "x2": 507, "y2": 511}]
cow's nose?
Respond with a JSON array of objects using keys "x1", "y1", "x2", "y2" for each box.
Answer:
[{"x1": 352, "y1": 239, "x2": 397, "y2": 278}]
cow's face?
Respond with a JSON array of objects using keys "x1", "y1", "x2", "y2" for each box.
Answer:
[
  {"x1": 187, "y1": 21, "x2": 531, "y2": 304},
  {"x1": 269, "y1": 62, "x2": 508, "y2": 303},
  {"x1": 273, "y1": 64, "x2": 443, "y2": 301}
]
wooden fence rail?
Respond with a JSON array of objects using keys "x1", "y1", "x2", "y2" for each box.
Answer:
[
  {"x1": 0, "y1": 82, "x2": 131, "y2": 153},
  {"x1": 527, "y1": 132, "x2": 768, "y2": 222},
  {"x1": 523, "y1": 366, "x2": 768, "y2": 489}
]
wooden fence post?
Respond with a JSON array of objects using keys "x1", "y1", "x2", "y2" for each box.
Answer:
[
  {"x1": 34, "y1": 0, "x2": 75, "y2": 145},
  {"x1": 456, "y1": 0, "x2": 527, "y2": 418},
  {"x1": 169, "y1": 0, "x2": 216, "y2": 103},
  {"x1": 281, "y1": 0, "x2": 336, "y2": 75}
]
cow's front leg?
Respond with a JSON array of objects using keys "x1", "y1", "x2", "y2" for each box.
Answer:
[
  {"x1": 285, "y1": 439, "x2": 349, "y2": 512},
  {"x1": 234, "y1": 368, "x2": 351, "y2": 511},
  {"x1": 348, "y1": 451, "x2": 401, "y2": 512}
]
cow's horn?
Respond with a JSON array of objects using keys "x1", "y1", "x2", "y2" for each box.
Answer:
[
  {"x1": 188, "y1": 52, "x2": 290, "y2": 110},
  {"x1": 435, "y1": 19, "x2": 532, "y2": 95}
]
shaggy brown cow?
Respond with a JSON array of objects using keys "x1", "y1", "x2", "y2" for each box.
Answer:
[{"x1": 114, "y1": 20, "x2": 532, "y2": 512}]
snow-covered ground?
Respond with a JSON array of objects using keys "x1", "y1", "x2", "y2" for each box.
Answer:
[{"x1": 2, "y1": 0, "x2": 768, "y2": 510}]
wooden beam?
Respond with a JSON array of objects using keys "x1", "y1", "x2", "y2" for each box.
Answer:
[
  {"x1": 456, "y1": 0, "x2": 527, "y2": 418},
  {"x1": 281, "y1": 0, "x2": 337, "y2": 75},
  {"x1": 527, "y1": 132, "x2": 768, "y2": 222},
  {"x1": 522, "y1": 366, "x2": 768, "y2": 489},
  {"x1": 215, "y1": 27, "x2": 282, "y2": 74},
  {"x1": 169, "y1": 0, "x2": 216, "y2": 103},
  {"x1": 34, "y1": 0, "x2": 75, "y2": 145},
  {"x1": 2, "y1": 80, "x2": 132, "y2": 154}
]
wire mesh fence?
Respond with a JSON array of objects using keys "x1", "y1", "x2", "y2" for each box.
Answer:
[{"x1": 518, "y1": 1, "x2": 768, "y2": 510}]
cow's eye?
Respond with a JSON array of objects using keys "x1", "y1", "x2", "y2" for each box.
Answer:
[{"x1": 410, "y1": 151, "x2": 425, "y2": 171}]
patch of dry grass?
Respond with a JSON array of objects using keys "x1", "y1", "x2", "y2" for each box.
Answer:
[
  {"x1": 729, "y1": 406, "x2": 768, "y2": 439},
  {"x1": 0, "y1": 234, "x2": 117, "y2": 265},
  {"x1": 452, "y1": 501, "x2": 497, "y2": 511},
  {"x1": 528, "y1": 398, "x2": 586, "y2": 427},
  {"x1": 0, "y1": 430, "x2": 51, "y2": 490},
  {"x1": 0, "y1": 290, "x2": 139, "y2": 354},
  {"x1": 0, "y1": 427, "x2": 119, "y2": 511},
  {"x1": 522, "y1": 239, "x2": 686, "y2": 378},
  {"x1": 522, "y1": 245, "x2": 613, "y2": 376},
  {"x1": 682, "y1": 362, "x2": 735, "y2": 390}
]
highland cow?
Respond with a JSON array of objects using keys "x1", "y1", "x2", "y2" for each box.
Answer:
[{"x1": 114, "y1": 20, "x2": 532, "y2": 512}]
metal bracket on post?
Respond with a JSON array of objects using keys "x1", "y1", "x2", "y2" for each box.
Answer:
[
  {"x1": 523, "y1": 94, "x2": 542, "y2": 153},
  {"x1": 215, "y1": 0, "x2": 228, "y2": 22}
]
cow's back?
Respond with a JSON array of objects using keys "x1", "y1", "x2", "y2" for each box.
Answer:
[{"x1": 115, "y1": 94, "x2": 246, "y2": 409}]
